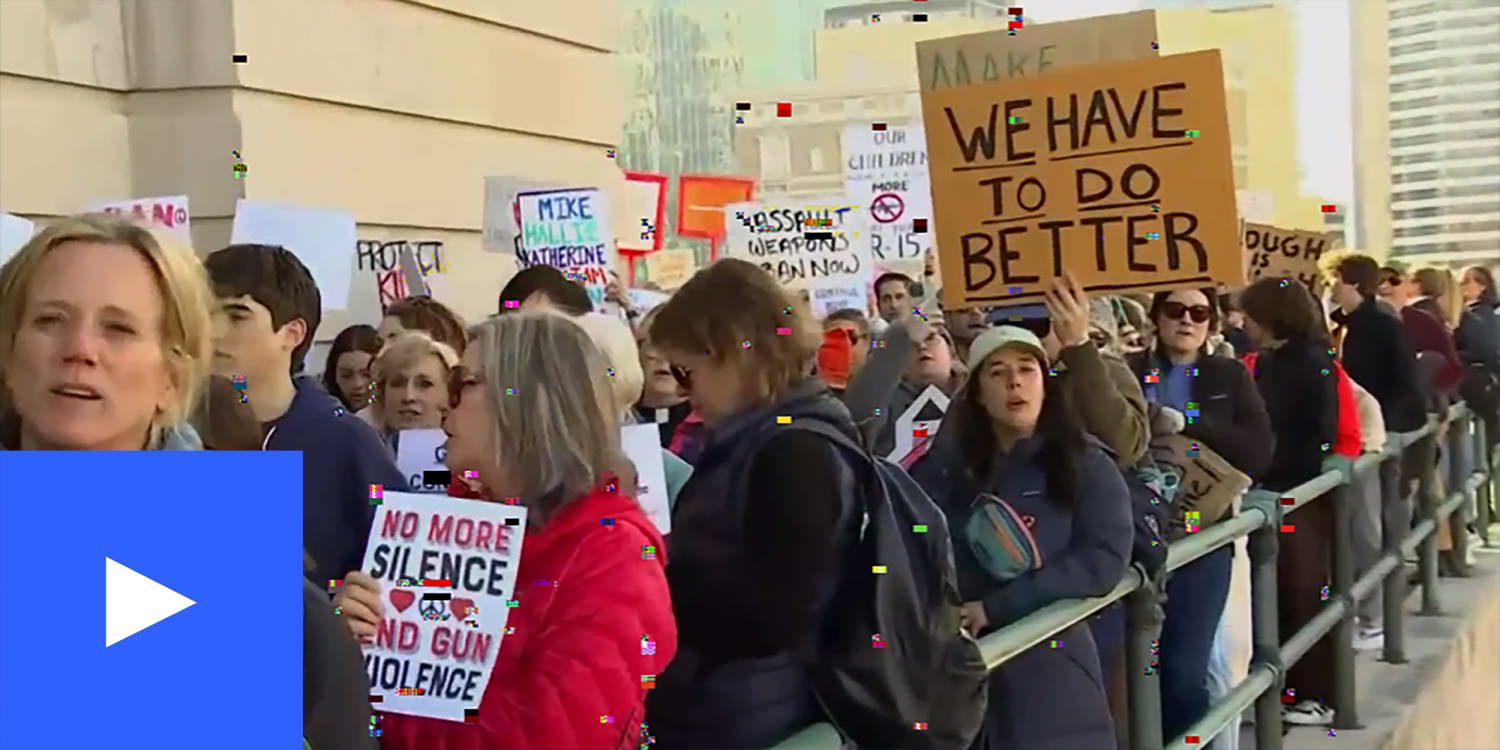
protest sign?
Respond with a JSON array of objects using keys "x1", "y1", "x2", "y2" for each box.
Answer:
[
  {"x1": 481, "y1": 177, "x2": 565, "y2": 254},
  {"x1": 645, "y1": 247, "x2": 696, "y2": 289},
  {"x1": 677, "y1": 175, "x2": 756, "y2": 240},
  {"x1": 843, "y1": 123, "x2": 931, "y2": 279},
  {"x1": 916, "y1": 10, "x2": 1158, "y2": 93},
  {"x1": 0, "y1": 213, "x2": 36, "y2": 265},
  {"x1": 1242, "y1": 223, "x2": 1332, "y2": 294},
  {"x1": 516, "y1": 188, "x2": 614, "y2": 307},
  {"x1": 396, "y1": 429, "x2": 449, "y2": 494},
  {"x1": 920, "y1": 50, "x2": 1241, "y2": 310},
  {"x1": 626, "y1": 288, "x2": 671, "y2": 314},
  {"x1": 89, "y1": 195, "x2": 192, "y2": 245},
  {"x1": 724, "y1": 196, "x2": 873, "y2": 318},
  {"x1": 231, "y1": 200, "x2": 356, "y2": 310},
  {"x1": 1149, "y1": 434, "x2": 1250, "y2": 537},
  {"x1": 621, "y1": 423, "x2": 671, "y2": 534},
  {"x1": 360, "y1": 491, "x2": 526, "y2": 721},
  {"x1": 620, "y1": 171, "x2": 668, "y2": 253},
  {"x1": 889, "y1": 385, "x2": 950, "y2": 464}
]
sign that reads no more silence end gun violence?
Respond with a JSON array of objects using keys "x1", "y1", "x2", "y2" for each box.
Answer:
[{"x1": 921, "y1": 50, "x2": 1242, "y2": 310}]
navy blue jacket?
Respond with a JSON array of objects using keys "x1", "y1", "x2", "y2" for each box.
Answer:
[{"x1": 265, "y1": 377, "x2": 407, "y2": 588}]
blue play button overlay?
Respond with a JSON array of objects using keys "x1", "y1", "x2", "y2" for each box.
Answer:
[{"x1": 0, "y1": 452, "x2": 304, "y2": 749}]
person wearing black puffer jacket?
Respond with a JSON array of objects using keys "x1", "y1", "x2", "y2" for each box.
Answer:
[
  {"x1": 643, "y1": 260, "x2": 866, "y2": 749},
  {"x1": 303, "y1": 556, "x2": 376, "y2": 750}
]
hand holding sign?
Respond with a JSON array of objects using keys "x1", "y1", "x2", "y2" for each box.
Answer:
[
  {"x1": 335, "y1": 570, "x2": 385, "y2": 644},
  {"x1": 1043, "y1": 271, "x2": 1091, "y2": 348}
]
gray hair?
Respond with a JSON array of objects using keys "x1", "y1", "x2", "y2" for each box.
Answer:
[{"x1": 467, "y1": 312, "x2": 630, "y2": 520}]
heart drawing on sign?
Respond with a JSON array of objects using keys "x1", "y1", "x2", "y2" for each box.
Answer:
[
  {"x1": 451, "y1": 597, "x2": 476, "y2": 621},
  {"x1": 389, "y1": 588, "x2": 415, "y2": 613}
]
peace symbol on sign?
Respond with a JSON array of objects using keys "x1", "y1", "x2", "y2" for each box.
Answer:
[{"x1": 870, "y1": 192, "x2": 905, "y2": 224}]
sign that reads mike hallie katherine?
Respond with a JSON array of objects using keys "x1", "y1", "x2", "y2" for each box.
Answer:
[{"x1": 921, "y1": 50, "x2": 1241, "y2": 310}]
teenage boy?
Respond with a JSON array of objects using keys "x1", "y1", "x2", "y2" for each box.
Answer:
[{"x1": 205, "y1": 244, "x2": 407, "y2": 588}]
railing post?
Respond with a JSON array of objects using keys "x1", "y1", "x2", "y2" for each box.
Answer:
[
  {"x1": 1417, "y1": 432, "x2": 1443, "y2": 616},
  {"x1": 1330, "y1": 482, "x2": 1362, "y2": 729},
  {"x1": 1125, "y1": 581, "x2": 1164, "y2": 750},
  {"x1": 1477, "y1": 415, "x2": 1493, "y2": 547},
  {"x1": 1248, "y1": 509, "x2": 1284, "y2": 750},
  {"x1": 1447, "y1": 410, "x2": 1472, "y2": 577},
  {"x1": 1380, "y1": 455, "x2": 1408, "y2": 665}
]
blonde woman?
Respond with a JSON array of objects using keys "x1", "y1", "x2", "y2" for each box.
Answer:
[
  {"x1": 1411, "y1": 266, "x2": 1462, "y2": 329},
  {"x1": 335, "y1": 312, "x2": 676, "y2": 749},
  {"x1": 358, "y1": 331, "x2": 459, "y2": 454},
  {"x1": 0, "y1": 214, "x2": 212, "y2": 451}
]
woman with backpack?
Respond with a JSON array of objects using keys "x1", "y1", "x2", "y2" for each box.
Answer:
[
  {"x1": 911, "y1": 325, "x2": 1132, "y2": 750},
  {"x1": 642, "y1": 259, "x2": 870, "y2": 748}
]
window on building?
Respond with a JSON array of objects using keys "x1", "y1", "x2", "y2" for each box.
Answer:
[
  {"x1": 1392, "y1": 199, "x2": 1500, "y2": 220},
  {"x1": 1391, "y1": 107, "x2": 1500, "y2": 130},
  {"x1": 1389, "y1": 2, "x2": 1437, "y2": 21},
  {"x1": 1393, "y1": 164, "x2": 1500, "y2": 185},
  {"x1": 1389, "y1": 68, "x2": 1500, "y2": 93},
  {"x1": 1392, "y1": 182, "x2": 1500, "y2": 203},
  {"x1": 1388, "y1": 13, "x2": 1500, "y2": 40},
  {"x1": 1390, "y1": 144, "x2": 1500, "y2": 166},
  {"x1": 1397, "y1": 237, "x2": 1500, "y2": 256},
  {"x1": 809, "y1": 146, "x2": 826, "y2": 173},
  {"x1": 1390, "y1": 89, "x2": 1500, "y2": 111},
  {"x1": 1393, "y1": 218, "x2": 1500, "y2": 239},
  {"x1": 1391, "y1": 127, "x2": 1500, "y2": 149},
  {"x1": 759, "y1": 134, "x2": 791, "y2": 180},
  {"x1": 1390, "y1": 51, "x2": 1500, "y2": 77}
]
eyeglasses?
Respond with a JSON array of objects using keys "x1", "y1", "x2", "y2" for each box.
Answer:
[
  {"x1": 669, "y1": 363, "x2": 693, "y2": 390},
  {"x1": 448, "y1": 365, "x2": 485, "y2": 409},
  {"x1": 1161, "y1": 301, "x2": 1212, "y2": 324}
]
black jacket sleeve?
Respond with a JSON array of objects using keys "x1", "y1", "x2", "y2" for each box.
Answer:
[
  {"x1": 303, "y1": 578, "x2": 377, "y2": 750},
  {"x1": 1181, "y1": 359, "x2": 1275, "y2": 479},
  {"x1": 1456, "y1": 307, "x2": 1499, "y2": 367}
]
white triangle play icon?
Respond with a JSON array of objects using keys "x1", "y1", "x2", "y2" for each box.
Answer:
[{"x1": 105, "y1": 557, "x2": 195, "y2": 647}]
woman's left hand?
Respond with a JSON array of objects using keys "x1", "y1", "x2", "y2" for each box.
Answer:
[
  {"x1": 960, "y1": 601, "x2": 989, "y2": 636},
  {"x1": 1044, "y1": 271, "x2": 1092, "y2": 348}
]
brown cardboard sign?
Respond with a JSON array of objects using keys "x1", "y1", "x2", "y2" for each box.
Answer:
[
  {"x1": 1242, "y1": 223, "x2": 1333, "y2": 294},
  {"x1": 916, "y1": 10, "x2": 1159, "y2": 93},
  {"x1": 921, "y1": 50, "x2": 1242, "y2": 310},
  {"x1": 1150, "y1": 434, "x2": 1251, "y2": 536}
]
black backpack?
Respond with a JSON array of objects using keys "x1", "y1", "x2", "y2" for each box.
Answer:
[{"x1": 772, "y1": 418, "x2": 988, "y2": 750}]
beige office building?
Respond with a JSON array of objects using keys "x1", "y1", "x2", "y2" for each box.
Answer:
[{"x1": 0, "y1": 0, "x2": 630, "y2": 352}]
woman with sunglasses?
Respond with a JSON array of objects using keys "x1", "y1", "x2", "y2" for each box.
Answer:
[
  {"x1": 1126, "y1": 287, "x2": 1273, "y2": 743},
  {"x1": 335, "y1": 312, "x2": 676, "y2": 749}
]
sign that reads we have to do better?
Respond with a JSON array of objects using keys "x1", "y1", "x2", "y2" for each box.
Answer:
[
  {"x1": 725, "y1": 196, "x2": 873, "y2": 317},
  {"x1": 359, "y1": 491, "x2": 527, "y2": 722},
  {"x1": 920, "y1": 50, "x2": 1242, "y2": 310}
]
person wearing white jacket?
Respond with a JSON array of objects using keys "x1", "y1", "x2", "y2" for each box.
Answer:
[{"x1": 1349, "y1": 377, "x2": 1388, "y2": 650}]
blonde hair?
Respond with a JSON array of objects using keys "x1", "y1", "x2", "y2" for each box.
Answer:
[
  {"x1": 569, "y1": 313, "x2": 645, "y2": 419},
  {"x1": 467, "y1": 312, "x2": 630, "y2": 522},
  {"x1": 1412, "y1": 267, "x2": 1461, "y2": 327},
  {"x1": 0, "y1": 213, "x2": 212, "y2": 432},
  {"x1": 369, "y1": 331, "x2": 460, "y2": 432}
]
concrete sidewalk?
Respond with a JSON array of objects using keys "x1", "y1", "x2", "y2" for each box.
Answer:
[{"x1": 1240, "y1": 537, "x2": 1500, "y2": 750}]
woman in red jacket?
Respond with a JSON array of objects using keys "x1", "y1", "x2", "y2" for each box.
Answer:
[{"x1": 334, "y1": 312, "x2": 677, "y2": 749}]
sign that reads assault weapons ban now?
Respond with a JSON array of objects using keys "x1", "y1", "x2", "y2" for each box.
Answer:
[
  {"x1": 921, "y1": 50, "x2": 1241, "y2": 310},
  {"x1": 360, "y1": 491, "x2": 527, "y2": 721},
  {"x1": 516, "y1": 188, "x2": 615, "y2": 307},
  {"x1": 725, "y1": 196, "x2": 872, "y2": 317},
  {"x1": 1242, "y1": 223, "x2": 1334, "y2": 294}
]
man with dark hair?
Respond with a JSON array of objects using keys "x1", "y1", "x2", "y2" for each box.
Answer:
[
  {"x1": 497, "y1": 265, "x2": 593, "y2": 316},
  {"x1": 205, "y1": 244, "x2": 406, "y2": 588},
  {"x1": 873, "y1": 272, "x2": 914, "y2": 323},
  {"x1": 1330, "y1": 254, "x2": 1425, "y2": 432},
  {"x1": 1373, "y1": 265, "x2": 1464, "y2": 395}
]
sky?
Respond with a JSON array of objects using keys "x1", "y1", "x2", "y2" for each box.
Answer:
[{"x1": 1025, "y1": 0, "x2": 1357, "y2": 205}]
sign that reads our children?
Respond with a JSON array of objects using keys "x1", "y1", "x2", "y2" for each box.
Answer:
[
  {"x1": 724, "y1": 196, "x2": 873, "y2": 318},
  {"x1": 516, "y1": 188, "x2": 615, "y2": 307},
  {"x1": 920, "y1": 50, "x2": 1242, "y2": 310},
  {"x1": 843, "y1": 123, "x2": 931, "y2": 280},
  {"x1": 1242, "y1": 223, "x2": 1334, "y2": 295},
  {"x1": 359, "y1": 491, "x2": 527, "y2": 722}
]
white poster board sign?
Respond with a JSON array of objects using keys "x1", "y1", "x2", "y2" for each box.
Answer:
[
  {"x1": 230, "y1": 200, "x2": 356, "y2": 311},
  {"x1": 842, "y1": 124, "x2": 931, "y2": 279},
  {"x1": 481, "y1": 176, "x2": 565, "y2": 254},
  {"x1": 889, "y1": 385, "x2": 950, "y2": 462},
  {"x1": 359, "y1": 491, "x2": 527, "y2": 721},
  {"x1": 0, "y1": 213, "x2": 36, "y2": 265},
  {"x1": 89, "y1": 195, "x2": 192, "y2": 245},
  {"x1": 395, "y1": 429, "x2": 449, "y2": 494},
  {"x1": 625, "y1": 288, "x2": 671, "y2": 314},
  {"x1": 621, "y1": 423, "x2": 671, "y2": 534},
  {"x1": 516, "y1": 188, "x2": 615, "y2": 307},
  {"x1": 724, "y1": 196, "x2": 873, "y2": 319}
]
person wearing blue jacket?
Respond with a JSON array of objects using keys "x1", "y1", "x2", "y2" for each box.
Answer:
[
  {"x1": 204, "y1": 244, "x2": 407, "y2": 589},
  {"x1": 911, "y1": 326, "x2": 1132, "y2": 750}
]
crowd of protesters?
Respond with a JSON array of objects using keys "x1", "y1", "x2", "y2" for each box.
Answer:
[{"x1": 1, "y1": 210, "x2": 1497, "y2": 749}]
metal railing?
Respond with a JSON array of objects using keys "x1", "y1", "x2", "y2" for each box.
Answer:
[{"x1": 774, "y1": 401, "x2": 1497, "y2": 750}]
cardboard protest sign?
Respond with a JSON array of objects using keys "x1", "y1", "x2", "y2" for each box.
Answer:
[
  {"x1": 621, "y1": 423, "x2": 671, "y2": 534},
  {"x1": 889, "y1": 385, "x2": 950, "y2": 464},
  {"x1": 360, "y1": 491, "x2": 526, "y2": 721},
  {"x1": 724, "y1": 196, "x2": 873, "y2": 318},
  {"x1": 89, "y1": 195, "x2": 192, "y2": 245},
  {"x1": 1242, "y1": 223, "x2": 1332, "y2": 294},
  {"x1": 620, "y1": 171, "x2": 668, "y2": 253},
  {"x1": 1149, "y1": 434, "x2": 1251, "y2": 537},
  {"x1": 916, "y1": 10, "x2": 1158, "y2": 93},
  {"x1": 481, "y1": 176, "x2": 564, "y2": 254},
  {"x1": 396, "y1": 429, "x2": 449, "y2": 494},
  {"x1": 921, "y1": 50, "x2": 1241, "y2": 310},
  {"x1": 516, "y1": 188, "x2": 615, "y2": 307},
  {"x1": 231, "y1": 200, "x2": 357, "y2": 310},
  {"x1": 843, "y1": 123, "x2": 931, "y2": 279},
  {"x1": 645, "y1": 247, "x2": 696, "y2": 289},
  {"x1": 0, "y1": 213, "x2": 36, "y2": 265}
]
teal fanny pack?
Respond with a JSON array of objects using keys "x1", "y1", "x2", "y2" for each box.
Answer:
[{"x1": 966, "y1": 493, "x2": 1044, "y2": 582}]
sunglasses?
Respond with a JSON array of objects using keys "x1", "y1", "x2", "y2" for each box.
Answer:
[
  {"x1": 1161, "y1": 301, "x2": 1212, "y2": 324},
  {"x1": 447, "y1": 365, "x2": 485, "y2": 409}
]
